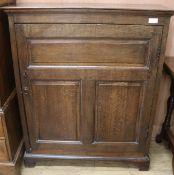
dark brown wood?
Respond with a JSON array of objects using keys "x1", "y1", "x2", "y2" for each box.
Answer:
[
  {"x1": 95, "y1": 81, "x2": 144, "y2": 143},
  {"x1": 0, "y1": 140, "x2": 24, "y2": 175},
  {"x1": 2, "y1": 3, "x2": 174, "y2": 14},
  {"x1": 4, "y1": 4, "x2": 173, "y2": 171},
  {"x1": 28, "y1": 38, "x2": 149, "y2": 65},
  {"x1": 0, "y1": 9, "x2": 23, "y2": 175},
  {"x1": 11, "y1": 13, "x2": 169, "y2": 26}
]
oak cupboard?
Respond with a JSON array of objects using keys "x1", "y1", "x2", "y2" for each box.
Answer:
[
  {"x1": 4, "y1": 3, "x2": 174, "y2": 171},
  {"x1": 0, "y1": 3, "x2": 23, "y2": 175}
]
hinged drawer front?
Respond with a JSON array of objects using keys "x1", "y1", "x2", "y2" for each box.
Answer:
[
  {"x1": 15, "y1": 21, "x2": 163, "y2": 156},
  {"x1": 16, "y1": 24, "x2": 162, "y2": 67}
]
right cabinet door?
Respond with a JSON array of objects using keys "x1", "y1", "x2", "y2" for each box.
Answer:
[
  {"x1": 93, "y1": 79, "x2": 148, "y2": 154},
  {"x1": 95, "y1": 81, "x2": 145, "y2": 143},
  {"x1": 15, "y1": 23, "x2": 163, "y2": 157}
]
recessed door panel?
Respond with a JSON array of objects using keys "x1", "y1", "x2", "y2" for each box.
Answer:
[
  {"x1": 29, "y1": 80, "x2": 81, "y2": 144},
  {"x1": 16, "y1": 24, "x2": 162, "y2": 67},
  {"x1": 28, "y1": 39, "x2": 149, "y2": 66},
  {"x1": 95, "y1": 81, "x2": 144, "y2": 143}
]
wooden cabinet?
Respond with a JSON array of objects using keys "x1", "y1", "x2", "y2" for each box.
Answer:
[
  {"x1": 5, "y1": 3, "x2": 174, "y2": 171},
  {"x1": 0, "y1": 9, "x2": 23, "y2": 175}
]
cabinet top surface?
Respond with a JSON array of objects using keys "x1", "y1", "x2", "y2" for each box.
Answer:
[{"x1": 2, "y1": 3, "x2": 174, "y2": 14}]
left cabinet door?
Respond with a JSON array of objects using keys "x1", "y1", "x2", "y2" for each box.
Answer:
[
  {"x1": 23, "y1": 78, "x2": 83, "y2": 150},
  {"x1": 15, "y1": 22, "x2": 95, "y2": 155}
]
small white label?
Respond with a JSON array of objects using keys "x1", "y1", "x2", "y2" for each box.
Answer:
[{"x1": 148, "y1": 18, "x2": 159, "y2": 24}]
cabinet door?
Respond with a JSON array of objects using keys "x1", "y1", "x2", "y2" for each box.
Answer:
[{"x1": 15, "y1": 23, "x2": 162, "y2": 157}]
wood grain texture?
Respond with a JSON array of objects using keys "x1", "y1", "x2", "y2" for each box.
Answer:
[
  {"x1": 95, "y1": 81, "x2": 143, "y2": 143},
  {"x1": 14, "y1": 0, "x2": 174, "y2": 6},
  {"x1": 5, "y1": 0, "x2": 174, "y2": 142},
  {"x1": 31, "y1": 81, "x2": 81, "y2": 142},
  {"x1": 0, "y1": 117, "x2": 5, "y2": 138},
  {"x1": 3, "y1": 2, "x2": 174, "y2": 12},
  {"x1": 0, "y1": 140, "x2": 24, "y2": 175},
  {"x1": 29, "y1": 39, "x2": 148, "y2": 66},
  {"x1": 0, "y1": 140, "x2": 9, "y2": 161},
  {"x1": 8, "y1": 14, "x2": 31, "y2": 152},
  {"x1": 5, "y1": 7, "x2": 173, "y2": 170},
  {"x1": 17, "y1": 24, "x2": 161, "y2": 38},
  {"x1": 12, "y1": 13, "x2": 168, "y2": 25}
]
